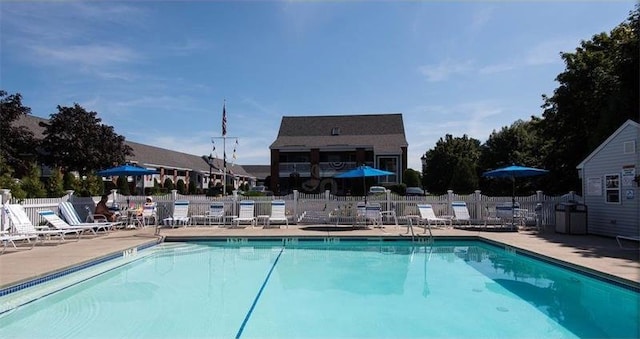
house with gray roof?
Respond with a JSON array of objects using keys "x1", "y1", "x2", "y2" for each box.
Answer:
[
  {"x1": 576, "y1": 119, "x2": 639, "y2": 238},
  {"x1": 14, "y1": 114, "x2": 256, "y2": 193},
  {"x1": 270, "y1": 113, "x2": 408, "y2": 195}
]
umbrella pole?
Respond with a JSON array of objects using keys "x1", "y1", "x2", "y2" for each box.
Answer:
[{"x1": 511, "y1": 176, "x2": 516, "y2": 230}]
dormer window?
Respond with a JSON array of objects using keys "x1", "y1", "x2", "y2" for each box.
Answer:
[{"x1": 331, "y1": 127, "x2": 341, "y2": 136}]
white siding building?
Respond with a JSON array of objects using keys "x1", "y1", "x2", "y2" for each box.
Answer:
[{"x1": 576, "y1": 120, "x2": 640, "y2": 237}]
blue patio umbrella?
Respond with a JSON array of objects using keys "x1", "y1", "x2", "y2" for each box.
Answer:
[
  {"x1": 97, "y1": 164, "x2": 158, "y2": 177},
  {"x1": 483, "y1": 165, "x2": 549, "y2": 227},
  {"x1": 97, "y1": 164, "x2": 158, "y2": 195},
  {"x1": 335, "y1": 165, "x2": 394, "y2": 203}
]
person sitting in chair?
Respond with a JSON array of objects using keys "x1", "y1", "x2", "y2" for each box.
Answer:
[{"x1": 95, "y1": 194, "x2": 117, "y2": 222}]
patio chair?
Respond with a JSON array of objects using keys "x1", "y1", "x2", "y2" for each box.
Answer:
[
  {"x1": 38, "y1": 210, "x2": 102, "y2": 236},
  {"x1": 231, "y1": 200, "x2": 256, "y2": 228},
  {"x1": 266, "y1": 200, "x2": 289, "y2": 228},
  {"x1": 3, "y1": 204, "x2": 80, "y2": 242},
  {"x1": 1, "y1": 233, "x2": 38, "y2": 254},
  {"x1": 451, "y1": 201, "x2": 472, "y2": 228},
  {"x1": 59, "y1": 202, "x2": 119, "y2": 231},
  {"x1": 616, "y1": 235, "x2": 640, "y2": 250},
  {"x1": 205, "y1": 202, "x2": 225, "y2": 226},
  {"x1": 162, "y1": 200, "x2": 191, "y2": 227},
  {"x1": 417, "y1": 204, "x2": 450, "y2": 233},
  {"x1": 140, "y1": 203, "x2": 158, "y2": 226},
  {"x1": 364, "y1": 203, "x2": 383, "y2": 228},
  {"x1": 354, "y1": 202, "x2": 367, "y2": 226}
]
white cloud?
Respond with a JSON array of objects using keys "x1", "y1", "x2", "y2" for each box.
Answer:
[
  {"x1": 418, "y1": 59, "x2": 474, "y2": 82},
  {"x1": 30, "y1": 44, "x2": 139, "y2": 67},
  {"x1": 470, "y1": 7, "x2": 494, "y2": 31}
]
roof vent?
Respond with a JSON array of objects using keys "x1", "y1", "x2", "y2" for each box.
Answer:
[{"x1": 331, "y1": 127, "x2": 341, "y2": 136}]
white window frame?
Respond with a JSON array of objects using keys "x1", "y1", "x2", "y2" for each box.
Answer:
[
  {"x1": 376, "y1": 156, "x2": 399, "y2": 184},
  {"x1": 604, "y1": 173, "x2": 621, "y2": 204}
]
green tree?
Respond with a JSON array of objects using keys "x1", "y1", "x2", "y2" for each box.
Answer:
[
  {"x1": 0, "y1": 90, "x2": 38, "y2": 177},
  {"x1": 479, "y1": 119, "x2": 546, "y2": 195},
  {"x1": 81, "y1": 173, "x2": 105, "y2": 197},
  {"x1": 117, "y1": 176, "x2": 130, "y2": 195},
  {"x1": 422, "y1": 134, "x2": 482, "y2": 194},
  {"x1": 403, "y1": 168, "x2": 422, "y2": 187},
  {"x1": 63, "y1": 171, "x2": 79, "y2": 191},
  {"x1": 46, "y1": 167, "x2": 66, "y2": 197},
  {"x1": 188, "y1": 180, "x2": 197, "y2": 194},
  {"x1": 176, "y1": 179, "x2": 186, "y2": 195},
  {"x1": 449, "y1": 158, "x2": 478, "y2": 194},
  {"x1": 20, "y1": 163, "x2": 46, "y2": 198},
  {"x1": 539, "y1": 6, "x2": 639, "y2": 193},
  {"x1": 0, "y1": 154, "x2": 26, "y2": 199},
  {"x1": 163, "y1": 178, "x2": 174, "y2": 191},
  {"x1": 39, "y1": 104, "x2": 133, "y2": 175}
]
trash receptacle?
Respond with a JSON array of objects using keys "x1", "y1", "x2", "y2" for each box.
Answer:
[{"x1": 555, "y1": 202, "x2": 587, "y2": 234}]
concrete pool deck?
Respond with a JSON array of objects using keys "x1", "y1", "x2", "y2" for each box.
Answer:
[{"x1": 1, "y1": 224, "x2": 638, "y2": 291}]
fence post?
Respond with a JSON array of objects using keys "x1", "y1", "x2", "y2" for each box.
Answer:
[
  {"x1": 293, "y1": 190, "x2": 300, "y2": 223},
  {"x1": 536, "y1": 190, "x2": 544, "y2": 229},
  {"x1": 293, "y1": 190, "x2": 299, "y2": 222},
  {"x1": 474, "y1": 190, "x2": 482, "y2": 220},
  {"x1": 171, "y1": 189, "x2": 178, "y2": 201},
  {"x1": 447, "y1": 190, "x2": 454, "y2": 215},
  {"x1": 1, "y1": 189, "x2": 11, "y2": 232}
]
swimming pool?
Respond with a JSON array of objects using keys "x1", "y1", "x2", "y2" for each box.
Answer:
[{"x1": 0, "y1": 240, "x2": 638, "y2": 338}]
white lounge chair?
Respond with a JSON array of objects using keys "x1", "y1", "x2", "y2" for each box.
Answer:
[
  {"x1": 205, "y1": 202, "x2": 225, "y2": 226},
  {"x1": 232, "y1": 200, "x2": 256, "y2": 228},
  {"x1": 266, "y1": 200, "x2": 289, "y2": 228},
  {"x1": 4, "y1": 204, "x2": 80, "y2": 242},
  {"x1": 1, "y1": 233, "x2": 37, "y2": 254},
  {"x1": 38, "y1": 210, "x2": 103, "y2": 236},
  {"x1": 451, "y1": 201, "x2": 472, "y2": 227},
  {"x1": 365, "y1": 203, "x2": 383, "y2": 228},
  {"x1": 162, "y1": 200, "x2": 191, "y2": 227},
  {"x1": 58, "y1": 202, "x2": 118, "y2": 232},
  {"x1": 354, "y1": 202, "x2": 367, "y2": 226},
  {"x1": 140, "y1": 203, "x2": 158, "y2": 226},
  {"x1": 417, "y1": 204, "x2": 450, "y2": 233}
]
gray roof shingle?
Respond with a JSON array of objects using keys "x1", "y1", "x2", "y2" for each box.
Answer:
[{"x1": 270, "y1": 113, "x2": 407, "y2": 153}]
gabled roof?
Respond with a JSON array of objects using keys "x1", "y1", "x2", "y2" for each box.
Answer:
[
  {"x1": 270, "y1": 113, "x2": 408, "y2": 153},
  {"x1": 576, "y1": 119, "x2": 640, "y2": 169},
  {"x1": 13, "y1": 114, "x2": 253, "y2": 178},
  {"x1": 242, "y1": 165, "x2": 271, "y2": 180}
]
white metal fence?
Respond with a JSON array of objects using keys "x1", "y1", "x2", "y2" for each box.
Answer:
[{"x1": 1, "y1": 188, "x2": 582, "y2": 231}]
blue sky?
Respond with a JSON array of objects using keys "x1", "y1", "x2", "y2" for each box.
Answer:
[{"x1": 1, "y1": 1, "x2": 635, "y2": 170}]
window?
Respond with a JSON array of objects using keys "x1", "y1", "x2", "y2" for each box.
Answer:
[
  {"x1": 377, "y1": 156, "x2": 398, "y2": 183},
  {"x1": 331, "y1": 127, "x2": 340, "y2": 135},
  {"x1": 623, "y1": 141, "x2": 635, "y2": 154},
  {"x1": 605, "y1": 174, "x2": 620, "y2": 203}
]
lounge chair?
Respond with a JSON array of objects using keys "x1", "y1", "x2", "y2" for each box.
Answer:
[
  {"x1": 140, "y1": 204, "x2": 158, "y2": 226},
  {"x1": 38, "y1": 210, "x2": 104, "y2": 235},
  {"x1": 162, "y1": 200, "x2": 191, "y2": 227},
  {"x1": 451, "y1": 201, "x2": 472, "y2": 227},
  {"x1": 205, "y1": 202, "x2": 225, "y2": 226},
  {"x1": 616, "y1": 235, "x2": 640, "y2": 250},
  {"x1": 354, "y1": 202, "x2": 367, "y2": 226},
  {"x1": 58, "y1": 202, "x2": 118, "y2": 231},
  {"x1": 266, "y1": 200, "x2": 289, "y2": 228},
  {"x1": 231, "y1": 200, "x2": 256, "y2": 228},
  {"x1": 4, "y1": 204, "x2": 80, "y2": 242},
  {"x1": 417, "y1": 204, "x2": 450, "y2": 233},
  {"x1": 364, "y1": 203, "x2": 383, "y2": 227},
  {"x1": 1, "y1": 233, "x2": 37, "y2": 254}
]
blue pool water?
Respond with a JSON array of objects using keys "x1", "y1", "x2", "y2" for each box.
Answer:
[{"x1": 0, "y1": 240, "x2": 638, "y2": 338}]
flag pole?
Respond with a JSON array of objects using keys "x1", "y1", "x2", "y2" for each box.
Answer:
[{"x1": 211, "y1": 100, "x2": 238, "y2": 196}]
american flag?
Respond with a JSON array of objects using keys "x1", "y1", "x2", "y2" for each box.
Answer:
[{"x1": 222, "y1": 102, "x2": 227, "y2": 136}]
